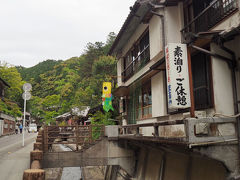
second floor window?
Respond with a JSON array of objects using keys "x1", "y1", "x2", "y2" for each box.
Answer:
[{"x1": 122, "y1": 30, "x2": 150, "y2": 82}]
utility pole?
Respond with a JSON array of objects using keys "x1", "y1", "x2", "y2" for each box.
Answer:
[{"x1": 22, "y1": 83, "x2": 32, "y2": 147}]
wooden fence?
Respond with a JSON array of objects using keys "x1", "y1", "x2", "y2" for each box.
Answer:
[{"x1": 43, "y1": 125, "x2": 105, "y2": 152}]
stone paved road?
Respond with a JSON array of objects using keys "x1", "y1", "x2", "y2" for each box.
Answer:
[{"x1": 0, "y1": 132, "x2": 37, "y2": 180}]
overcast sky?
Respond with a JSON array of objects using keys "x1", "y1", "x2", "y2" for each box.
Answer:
[{"x1": 0, "y1": 0, "x2": 136, "y2": 67}]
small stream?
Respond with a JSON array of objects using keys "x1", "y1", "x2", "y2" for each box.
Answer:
[
  {"x1": 61, "y1": 167, "x2": 82, "y2": 180},
  {"x1": 58, "y1": 144, "x2": 83, "y2": 180}
]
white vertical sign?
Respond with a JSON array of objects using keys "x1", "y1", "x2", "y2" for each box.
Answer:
[{"x1": 165, "y1": 43, "x2": 191, "y2": 109}]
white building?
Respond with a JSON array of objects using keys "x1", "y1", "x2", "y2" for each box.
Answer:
[{"x1": 109, "y1": 0, "x2": 240, "y2": 179}]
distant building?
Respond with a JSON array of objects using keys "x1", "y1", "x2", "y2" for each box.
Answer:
[
  {"x1": 0, "y1": 77, "x2": 10, "y2": 100},
  {"x1": 55, "y1": 106, "x2": 90, "y2": 125},
  {"x1": 0, "y1": 77, "x2": 15, "y2": 136}
]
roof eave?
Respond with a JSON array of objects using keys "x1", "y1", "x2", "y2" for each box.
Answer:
[{"x1": 109, "y1": 1, "x2": 154, "y2": 56}]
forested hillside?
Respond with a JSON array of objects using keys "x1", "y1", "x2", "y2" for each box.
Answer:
[
  {"x1": 17, "y1": 32, "x2": 118, "y2": 124},
  {"x1": 0, "y1": 64, "x2": 24, "y2": 117},
  {"x1": 17, "y1": 60, "x2": 63, "y2": 82}
]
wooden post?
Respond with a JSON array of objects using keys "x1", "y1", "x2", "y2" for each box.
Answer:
[
  {"x1": 31, "y1": 160, "x2": 41, "y2": 169},
  {"x1": 89, "y1": 125, "x2": 92, "y2": 144},
  {"x1": 38, "y1": 129, "x2": 43, "y2": 136},
  {"x1": 30, "y1": 150, "x2": 43, "y2": 163},
  {"x1": 187, "y1": 47, "x2": 195, "y2": 117},
  {"x1": 23, "y1": 169, "x2": 45, "y2": 180},
  {"x1": 76, "y1": 125, "x2": 79, "y2": 151},
  {"x1": 154, "y1": 126, "x2": 159, "y2": 137},
  {"x1": 43, "y1": 126, "x2": 48, "y2": 152},
  {"x1": 36, "y1": 136, "x2": 42, "y2": 143},
  {"x1": 34, "y1": 142, "x2": 43, "y2": 151},
  {"x1": 124, "y1": 127, "x2": 127, "y2": 135},
  {"x1": 136, "y1": 127, "x2": 140, "y2": 135},
  {"x1": 102, "y1": 125, "x2": 105, "y2": 137}
]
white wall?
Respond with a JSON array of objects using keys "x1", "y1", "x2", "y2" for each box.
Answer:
[
  {"x1": 151, "y1": 71, "x2": 167, "y2": 117},
  {"x1": 225, "y1": 35, "x2": 240, "y2": 112},
  {"x1": 211, "y1": 43, "x2": 234, "y2": 115},
  {"x1": 165, "y1": 4, "x2": 184, "y2": 44},
  {"x1": 149, "y1": 9, "x2": 162, "y2": 58}
]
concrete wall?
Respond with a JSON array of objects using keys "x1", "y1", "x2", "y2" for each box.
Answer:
[
  {"x1": 144, "y1": 149, "x2": 164, "y2": 180},
  {"x1": 137, "y1": 118, "x2": 157, "y2": 136},
  {"x1": 190, "y1": 156, "x2": 226, "y2": 180},
  {"x1": 163, "y1": 152, "x2": 188, "y2": 180},
  {"x1": 134, "y1": 147, "x2": 227, "y2": 180},
  {"x1": 211, "y1": 43, "x2": 235, "y2": 115}
]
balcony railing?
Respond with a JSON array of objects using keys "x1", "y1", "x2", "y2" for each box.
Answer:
[
  {"x1": 181, "y1": 0, "x2": 238, "y2": 41},
  {"x1": 121, "y1": 45, "x2": 150, "y2": 82}
]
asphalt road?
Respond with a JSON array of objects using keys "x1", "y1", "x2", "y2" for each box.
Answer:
[{"x1": 0, "y1": 132, "x2": 37, "y2": 180}]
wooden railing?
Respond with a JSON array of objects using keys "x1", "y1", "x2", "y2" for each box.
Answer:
[
  {"x1": 181, "y1": 0, "x2": 238, "y2": 41},
  {"x1": 43, "y1": 125, "x2": 105, "y2": 152}
]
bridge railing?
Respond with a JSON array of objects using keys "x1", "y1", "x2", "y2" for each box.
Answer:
[
  {"x1": 43, "y1": 125, "x2": 105, "y2": 152},
  {"x1": 118, "y1": 117, "x2": 237, "y2": 147}
]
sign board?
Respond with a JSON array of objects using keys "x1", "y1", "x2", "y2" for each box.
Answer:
[
  {"x1": 23, "y1": 83, "x2": 32, "y2": 92},
  {"x1": 165, "y1": 43, "x2": 191, "y2": 109},
  {"x1": 22, "y1": 91, "x2": 31, "y2": 100}
]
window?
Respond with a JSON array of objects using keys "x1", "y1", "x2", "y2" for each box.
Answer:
[
  {"x1": 142, "y1": 81, "x2": 152, "y2": 118},
  {"x1": 136, "y1": 81, "x2": 152, "y2": 119},
  {"x1": 127, "y1": 81, "x2": 152, "y2": 124},
  {"x1": 192, "y1": 52, "x2": 213, "y2": 109},
  {"x1": 122, "y1": 30, "x2": 150, "y2": 82}
]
